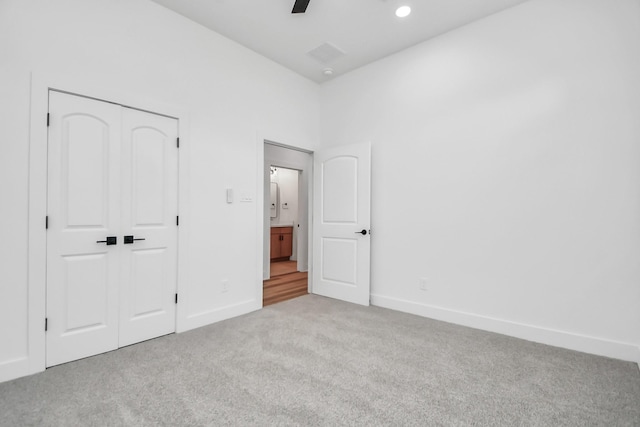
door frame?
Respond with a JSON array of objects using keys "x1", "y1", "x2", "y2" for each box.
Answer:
[
  {"x1": 25, "y1": 72, "x2": 190, "y2": 378},
  {"x1": 257, "y1": 138, "x2": 314, "y2": 303}
]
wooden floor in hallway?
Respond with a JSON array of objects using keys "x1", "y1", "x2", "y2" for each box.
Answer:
[{"x1": 263, "y1": 261, "x2": 308, "y2": 307}]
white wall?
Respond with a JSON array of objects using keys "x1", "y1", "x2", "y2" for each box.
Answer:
[
  {"x1": 0, "y1": 0, "x2": 319, "y2": 382},
  {"x1": 320, "y1": 0, "x2": 640, "y2": 362}
]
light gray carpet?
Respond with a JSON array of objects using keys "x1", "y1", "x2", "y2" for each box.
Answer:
[{"x1": 1, "y1": 294, "x2": 639, "y2": 426}]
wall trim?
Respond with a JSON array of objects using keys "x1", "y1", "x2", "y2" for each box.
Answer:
[
  {"x1": 181, "y1": 299, "x2": 261, "y2": 332},
  {"x1": 371, "y1": 294, "x2": 640, "y2": 364},
  {"x1": 264, "y1": 139, "x2": 314, "y2": 154},
  {"x1": 256, "y1": 135, "x2": 267, "y2": 302},
  {"x1": 0, "y1": 357, "x2": 30, "y2": 384}
]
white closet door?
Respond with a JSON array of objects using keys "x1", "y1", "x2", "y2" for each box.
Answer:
[
  {"x1": 46, "y1": 91, "x2": 121, "y2": 367},
  {"x1": 118, "y1": 107, "x2": 178, "y2": 347},
  {"x1": 47, "y1": 92, "x2": 179, "y2": 366}
]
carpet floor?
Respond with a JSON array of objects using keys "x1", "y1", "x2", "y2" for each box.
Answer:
[{"x1": 1, "y1": 294, "x2": 638, "y2": 426}]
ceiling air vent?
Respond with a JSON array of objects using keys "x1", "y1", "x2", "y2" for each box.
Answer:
[{"x1": 306, "y1": 42, "x2": 345, "y2": 64}]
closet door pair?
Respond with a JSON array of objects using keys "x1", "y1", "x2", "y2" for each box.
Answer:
[{"x1": 46, "y1": 91, "x2": 178, "y2": 367}]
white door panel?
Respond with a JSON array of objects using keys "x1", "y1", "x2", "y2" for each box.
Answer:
[
  {"x1": 321, "y1": 237, "x2": 358, "y2": 285},
  {"x1": 46, "y1": 91, "x2": 121, "y2": 367},
  {"x1": 313, "y1": 142, "x2": 371, "y2": 306},
  {"x1": 62, "y1": 253, "x2": 110, "y2": 331},
  {"x1": 119, "y1": 107, "x2": 178, "y2": 348},
  {"x1": 322, "y1": 156, "x2": 359, "y2": 223}
]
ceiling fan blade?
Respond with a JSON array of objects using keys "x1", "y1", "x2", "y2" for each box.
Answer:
[{"x1": 291, "y1": 0, "x2": 310, "y2": 14}]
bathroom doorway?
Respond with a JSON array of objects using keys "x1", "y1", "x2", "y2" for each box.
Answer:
[{"x1": 263, "y1": 143, "x2": 312, "y2": 306}]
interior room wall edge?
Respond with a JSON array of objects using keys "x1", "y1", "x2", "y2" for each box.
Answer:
[{"x1": 371, "y1": 294, "x2": 640, "y2": 366}]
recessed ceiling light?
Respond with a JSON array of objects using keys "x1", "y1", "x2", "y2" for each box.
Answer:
[
  {"x1": 395, "y1": 6, "x2": 411, "y2": 18},
  {"x1": 323, "y1": 68, "x2": 334, "y2": 77}
]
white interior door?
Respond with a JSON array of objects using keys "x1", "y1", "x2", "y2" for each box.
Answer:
[
  {"x1": 47, "y1": 92, "x2": 178, "y2": 366},
  {"x1": 119, "y1": 107, "x2": 178, "y2": 347},
  {"x1": 312, "y1": 142, "x2": 371, "y2": 306},
  {"x1": 46, "y1": 92, "x2": 122, "y2": 367}
]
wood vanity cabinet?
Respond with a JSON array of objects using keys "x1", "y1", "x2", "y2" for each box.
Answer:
[{"x1": 270, "y1": 226, "x2": 293, "y2": 261}]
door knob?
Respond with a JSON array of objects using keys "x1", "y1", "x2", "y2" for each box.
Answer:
[
  {"x1": 124, "y1": 235, "x2": 146, "y2": 244},
  {"x1": 355, "y1": 229, "x2": 368, "y2": 235},
  {"x1": 97, "y1": 236, "x2": 117, "y2": 245}
]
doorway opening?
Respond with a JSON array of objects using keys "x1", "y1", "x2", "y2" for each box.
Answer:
[
  {"x1": 264, "y1": 166, "x2": 307, "y2": 306},
  {"x1": 263, "y1": 143, "x2": 313, "y2": 306}
]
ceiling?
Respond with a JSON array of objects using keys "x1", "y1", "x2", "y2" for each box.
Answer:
[{"x1": 150, "y1": 0, "x2": 530, "y2": 83}]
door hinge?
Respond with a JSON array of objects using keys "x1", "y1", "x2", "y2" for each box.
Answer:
[
  {"x1": 45, "y1": 318, "x2": 48, "y2": 332},
  {"x1": 176, "y1": 216, "x2": 179, "y2": 226},
  {"x1": 46, "y1": 113, "x2": 50, "y2": 127},
  {"x1": 175, "y1": 293, "x2": 178, "y2": 304},
  {"x1": 176, "y1": 137, "x2": 180, "y2": 148},
  {"x1": 45, "y1": 216, "x2": 49, "y2": 229}
]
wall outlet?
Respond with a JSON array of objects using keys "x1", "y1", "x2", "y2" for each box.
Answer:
[
  {"x1": 222, "y1": 279, "x2": 229, "y2": 293},
  {"x1": 419, "y1": 277, "x2": 428, "y2": 291}
]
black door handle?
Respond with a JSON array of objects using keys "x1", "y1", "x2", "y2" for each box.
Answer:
[
  {"x1": 124, "y1": 235, "x2": 146, "y2": 244},
  {"x1": 97, "y1": 236, "x2": 117, "y2": 245},
  {"x1": 355, "y1": 229, "x2": 367, "y2": 235}
]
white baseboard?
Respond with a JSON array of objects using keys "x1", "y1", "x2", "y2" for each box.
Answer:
[
  {"x1": 0, "y1": 356, "x2": 32, "y2": 384},
  {"x1": 178, "y1": 299, "x2": 261, "y2": 333},
  {"x1": 371, "y1": 294, "x2": 640, "y2": 365}
]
